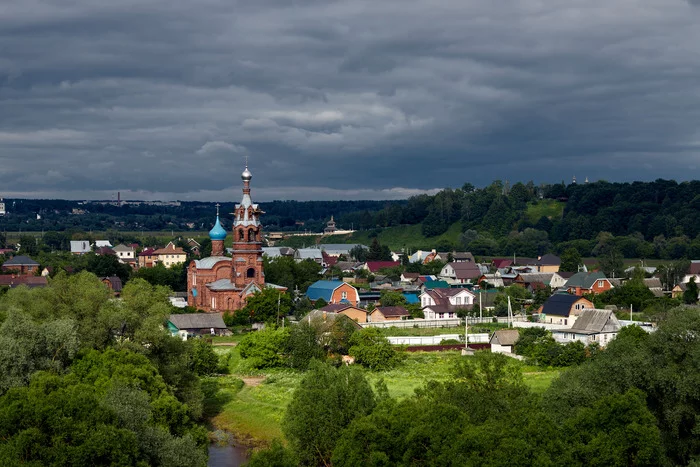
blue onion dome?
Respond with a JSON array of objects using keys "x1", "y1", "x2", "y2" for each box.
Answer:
[{"x1": 209, "y1": 216, "x2": 227, "y2": 241}]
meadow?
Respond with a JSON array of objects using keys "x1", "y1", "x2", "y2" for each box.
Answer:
[{"x1": 207, "y1": 346, "x2": 560, "y2": 447}]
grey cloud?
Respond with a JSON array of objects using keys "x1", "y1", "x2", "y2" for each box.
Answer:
[{"x1": 1, "y1": 0, "x2": 700, "y2": 200}]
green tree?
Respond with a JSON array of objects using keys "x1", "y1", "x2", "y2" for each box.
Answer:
[
  {"x1": 238, "y1": 328, "x2": 290, "y2": 369},
  {"x1": 188, "y1": 339, "x2": 219, "y2": 376},
  {"x1": 348, "y1": 327, "x2": 403, "y2": 371},
  {"x1": 683, "y1": 277, "x2": 698, "y2": 304},
  {"x1": 242, "y1": 288, "x2": 292, "y2": 323},
  {"x1": 560, "y1": 247, "x2": 583, "y2": 272},
  {"x1": 282, "y1": 361, "x2": 376, "y2": 466},
  {"x1": 597, "y1": 244, "x2": 625, "y2": 278},
  {"x1": 379, "y1": 290, "x2": 408, "y2": 307}
]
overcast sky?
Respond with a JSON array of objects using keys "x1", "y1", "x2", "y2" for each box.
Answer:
[{"x1": 2, "y1": 0, "x2": 700, "y2": 201}]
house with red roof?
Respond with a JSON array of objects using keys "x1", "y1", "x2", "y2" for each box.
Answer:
[{"x1": 363, "y1": 261, "x2": 401, "y2": 273}]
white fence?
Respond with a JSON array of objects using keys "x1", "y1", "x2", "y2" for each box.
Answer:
[
  {"x1": 362, "y1": 316, "x2": 528, "y2": 329},
  {"x1": 512, "y1": 321, "x2": 569, "y2": 331},
  {"x1": 361, "y1": 318, "x2": 461, "y2": 329},
  {"x1": 386, "y1": 333, "x2": 491, "y2": 345}
]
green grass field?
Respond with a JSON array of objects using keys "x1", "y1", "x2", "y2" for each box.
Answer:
[{"x1": 208, "y1": 347, "x2": 561, "y2": 446}]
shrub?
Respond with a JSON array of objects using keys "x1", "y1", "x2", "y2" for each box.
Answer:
[
  {"x1": 237, "y1": 328, "x2": 290, "y2": 369},
  {"x1": 188, "y1": 338, "x2": 219, "y2": 376}
]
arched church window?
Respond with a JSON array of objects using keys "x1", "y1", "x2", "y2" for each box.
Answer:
[
  {"x1": 239, "y1": 229, "x2": 244, "y2": 241},
  {"x1": 248, "y1": 229, "x2": 254, "y2": 241},
  {"x1": 246, "y1": 268, "x2": 255, "y2": 278}
]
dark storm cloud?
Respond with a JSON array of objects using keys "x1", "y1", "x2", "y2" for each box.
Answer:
[{"x1": 1, "y1": 0, "x2": 700, "y2": 201}]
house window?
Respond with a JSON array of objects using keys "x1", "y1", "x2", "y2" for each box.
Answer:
[
  {"x1": 341, "y1": 291, "x2": 347, "y2": 300},
  {"x1": 448, "y1": 313, "x2": 454, "y2": 318},
  {"x1": 564, "y1": 319, "x2": 567, "y2": 325},
  {"x1": 598, "y1": 280, "x2": 604, "y2": 288},
  {"x1": 439, "y1": 313, "x2": 444, "y2": 319},
  {"x1": 211, "y1": 297, "x2": 216, "y2": 310},
  {"x1": 193, "y1": 274, "x2": 196, "y2": 286},
  {"x1": 456, "y1": 297, "x2": 462, "y2": 305}
]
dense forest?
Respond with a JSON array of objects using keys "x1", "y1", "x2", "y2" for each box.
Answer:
[{"x1": 2, "y1": 179, "x2": 699, "y2": 259}]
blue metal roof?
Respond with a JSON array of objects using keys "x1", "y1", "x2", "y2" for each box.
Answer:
[
  {"x1": 306, "y1": 280, "x2": 344, "y2": 301},
  {"x1": 209, "y1": 216, "x2": 227, "y2": 241},
  {"x1": 402, "y1": 293, "x2": 420, "y2": 304}
]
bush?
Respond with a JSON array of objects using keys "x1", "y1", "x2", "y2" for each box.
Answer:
[
  {"x1": 188, "y1": 339, "x2": 219, "y2": 376},
  {"x1": 237, "y1": 328, "x2": 290, "y2": 369},
  {"x1": 348, "y1": 328, "x2": 403, "y2": 371}
]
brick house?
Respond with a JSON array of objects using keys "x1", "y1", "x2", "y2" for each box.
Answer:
[
  {"x1": 564, "y1": 272, "x2": 614, "y2": 295},
  {"x1": 319, "y1": 304, "x2": 367, "y2": 323},
  {"x1": 1, "y1": 255, "x2": 39, "y2": 276},
  {"x1": 369, "y1": 306, "x2": 410, "y2": 322},
  {"x1": 306, "y1": 280, "x2": 360, "y2": 307}
]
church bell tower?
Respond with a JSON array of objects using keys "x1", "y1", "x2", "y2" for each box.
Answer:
[{"x1": 231, "y1": 163, "x2": 265, "y2": 289}]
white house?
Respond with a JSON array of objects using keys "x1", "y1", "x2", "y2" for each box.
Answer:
[
  {"x1": 95, "y1": 240, "x2": 113, "y2": 248},
  {"x1": 439, "y1": 262, "x2": 481, "y2": 284},
  {"x1": 552, "y1": 309, "x2": 621, "y2": 348},
  {"x1": 113, "y1": 244, "x2": 135, "y2": 260},
  {"x1": 420, "y1": 288, "x2": 476, "y2": 320}
]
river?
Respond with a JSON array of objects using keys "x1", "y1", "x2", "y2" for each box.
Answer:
[{"x1": 208, "y1": 443, "x2": 250, "y2": 467}]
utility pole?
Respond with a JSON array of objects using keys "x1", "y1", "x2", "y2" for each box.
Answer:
[{"x1": 479, "y1": 291, "x2": 483, "y2": 322}]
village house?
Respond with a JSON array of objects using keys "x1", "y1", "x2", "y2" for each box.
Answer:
[
  {"x1": 552, "y1": 309, "x2": 621, "y2": 348},
  {"x1": 101, "y1": 276, "x2": 123, "y2": 296},
  {"x1": 319, "y1": 244, "x2": 366, "y2": 258},
  {"x1": 476, "y1": 273, "x2": 505, "y2": 288},
  {"x1": 439, "y1": 261, "x2": 482, "y2": 284},
  {"x1": 369, "y1": 306, "x2": 410, "y2": 322},
  {"x1": 167, "y1": 313, "x2": 229, "y2": 339},
  {"x1": 95, "y1": 240, "x2": 113, "y2": 248},
  {"x1": 538, "y1": 294, "x2": 595, "y2": 326},
  {"x1": 420, "y1": 288, "x2": 476, "y2": 320},
  {"x1": 318, "y1": 304, "x2": 367, "y2": 323},
  {"x1": 0, "y1": 276, "x2": 48, "y2": 289},
  {"x1": 306, "y1": 280, "x2": 360, "y2": 307},
  {"x1": 262, "y1": 247, "x2": 295, "y2": 259},
  {"x1": 400, "y1": 272, "x2": 420, "y2": 283},
  {"x1": 490, "y1": 329, "x2": 520, "y2": 354},
  {"x1": 530, "y1": 254, "x2": 561, "y2": 273},
  {"x1": 294, "y1": 248, "x2": 326, "y2": 266},
  {"x1": 154, "y1": 242, "x2": 187, "y2": 268},
  {"x1": 682, "y1": 260, "x2": 700, "y2": 284},
  {"x1": 70, "y1": 240, "x2": 91, "y2": 255},
  {"x1": 1, "y1": 255, "x2": 40, "y2": 275},
  {"x1": 138, "y1": 248, "x2": 158, "y2": 268},
  {"x1": 564, "y1": 271, "x2": 614, "y2": 295}
]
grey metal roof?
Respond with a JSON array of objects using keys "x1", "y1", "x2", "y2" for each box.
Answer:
[
  {"x1": 193, "y1": 256, "x2": 231, "y2": 269},
  {"x1": 2, "y1": 255, "x2": 39, "y2": 266},
  {"x1": 70, "y1": 240, "x2": 91, "y2": 253},
  {"x1": 569, "y1": 309, "x2": 621, "y2": 334},
  {"x1": 295, "y1": 248, "x2": 323, "y2": 259},
  {"x1": 169, "y1": 313, "x2": 227, "y2": 330},
  {"x1": 112, "y1": 244, "x2": 134, "y2": 252},
  {"x1": 206, "y1": 279, "x2": 239, "y2": 291}
]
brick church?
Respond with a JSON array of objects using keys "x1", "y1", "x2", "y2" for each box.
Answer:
[{"x1": 187, "y1": 164, "x2": 286, "y2": 312}]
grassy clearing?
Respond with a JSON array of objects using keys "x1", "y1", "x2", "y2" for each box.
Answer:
[
  {"x1": 208, "y1": 347, "x2": 561, "y2": 446},
  {"x1": 526, "y1": 199, "x2": 565, "y2": 223}
]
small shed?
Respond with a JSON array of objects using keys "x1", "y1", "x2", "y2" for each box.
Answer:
[
  {"x1": 489, "y1": 329, "x2": 520, "y2": 354},
  {"x1": 167, "y1": 313, "x2": 228, "y2": 339}
]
